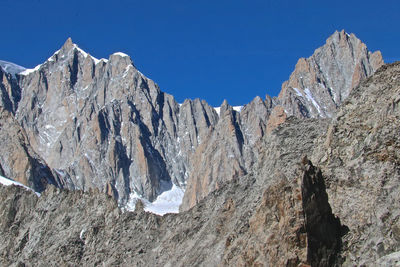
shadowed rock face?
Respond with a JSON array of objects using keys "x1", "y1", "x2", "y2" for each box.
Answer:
[
  {"x1": 301, "y1": 157, "x2": 344, "y2": 266},
  {"x1": 0, "y1": 67, "x2": 21, "y2": 112}
]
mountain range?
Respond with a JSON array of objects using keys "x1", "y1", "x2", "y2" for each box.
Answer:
[
  {"x1": 0, "y1": 30, "x2": 383, "y2": 211},
  {"x1": 0, "y1": 30, "x2": 398, "y2": 265}
]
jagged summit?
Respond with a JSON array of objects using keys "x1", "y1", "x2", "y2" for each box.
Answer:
[
  {"x1": 20, "y1": 38, "x2": 135, "y2": 76},
  {"x1": 277, "y1": 30, "x2": 383, "y2": 118},
  {"x1": 61, "y1": 37, "x2": 74, "y2": 50}
]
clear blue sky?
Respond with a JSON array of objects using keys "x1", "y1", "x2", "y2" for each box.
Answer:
[{"x1": 0, "y1": 0, "x2": 398, "y2": 106}]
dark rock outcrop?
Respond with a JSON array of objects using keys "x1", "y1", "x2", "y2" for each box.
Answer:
[{"x1": 301, "y1": 156, "x2": 344, "y2": 266}]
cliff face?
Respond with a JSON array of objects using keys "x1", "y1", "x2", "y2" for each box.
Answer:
[
  {"x1": 0, "y1": 108, "x2": 58, "y2": 192},
  {"x1": 0, "y1": 66, "x2": 21, "y2": 113}
]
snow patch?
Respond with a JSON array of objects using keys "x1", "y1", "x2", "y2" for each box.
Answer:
[
  {"x1": 233, "y1": 106, "x2": 243, "y2": 112},
  {"x1": 144, "y1": 184, "x2": 184, "y2": 215},
  {"x1": 80, "y1": 229, "x2": 86, "y2": 240},
  {"x1": 214, "y1": 105, "x2": 243, "y2": 116},
  {"x1": 20, "y1": 64, "x2": 42, "y2": 76},
  {"x1": 293, "y1": 87, "x2": 303, "y2": 97},
  {"x1": 74, "y1": 44, "x2": 106, "y2": 64},
  {"x1": 123, "y1": 65, "x2": 134, "y2": 77},
  {"x1": 124, "y1": 183, "x2": 184, "y2": 216},
  {"x1": 47, "y1": 49, "x2": 60, "y2": 62},
  {"x1": 98, "y1": 58, "x2": 108, "y2": 64},
  {"x1": 113, "y1": 52, "x2": 129, "y2": 57},
  {"x1": 329, "y1": 87, "x2": 337, "y2": 103},
  {"x1": 304, "y1": 88, "x2": 322, "y2": 114},
  {"x1": 0, "y1": 175, "x2": 40, "y2": 196},
  {"x1": 214, "y1": 107, "x2": 221, "y2": 116}
]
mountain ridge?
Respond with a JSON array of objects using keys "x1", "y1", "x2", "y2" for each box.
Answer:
[{"x1": 0, "y1": 30, "x2": 383, "y2": 212}]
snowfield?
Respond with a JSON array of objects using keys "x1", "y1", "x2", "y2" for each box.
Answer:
[{"x1": 124, "y1": 183, "x2": 185, "y2": 216}]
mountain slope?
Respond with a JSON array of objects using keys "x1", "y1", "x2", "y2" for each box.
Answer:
[{"x1": 0, "y1": 60, "x2": 26, "y2": 77}]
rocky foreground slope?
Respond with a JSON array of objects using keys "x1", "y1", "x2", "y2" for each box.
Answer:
[
  {"x1": 0, "y1": 62, "x2": 399, "y2": 266},
  {"x1": 0, "y1": 31, "x2": 382, "y2": 211}
]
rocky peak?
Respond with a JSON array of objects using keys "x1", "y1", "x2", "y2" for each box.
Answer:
[
  {"x1": 3, "y1": 38, "x2": 222, "y2": 207},
  {"x1": 108, "y1": 52, "x2": 135, "y2": 75},
  {"x1": 61, "y1": 37, "x2": 74, "y2": 51},
  {"x1": 277, "y1": 30, "x2": 383, "y2": 119}
]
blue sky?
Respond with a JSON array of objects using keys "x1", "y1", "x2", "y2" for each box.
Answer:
[{"x1": 0, "y1": 0, "x2": 398, "y2": 106}]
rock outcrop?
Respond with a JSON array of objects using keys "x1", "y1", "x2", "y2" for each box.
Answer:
[
  {"x1": 312, "y1": 62, "x2": 400, "y2": 264},
  {"x1": 0, "y1": 66, "x2": 21, "y2": 113}
]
